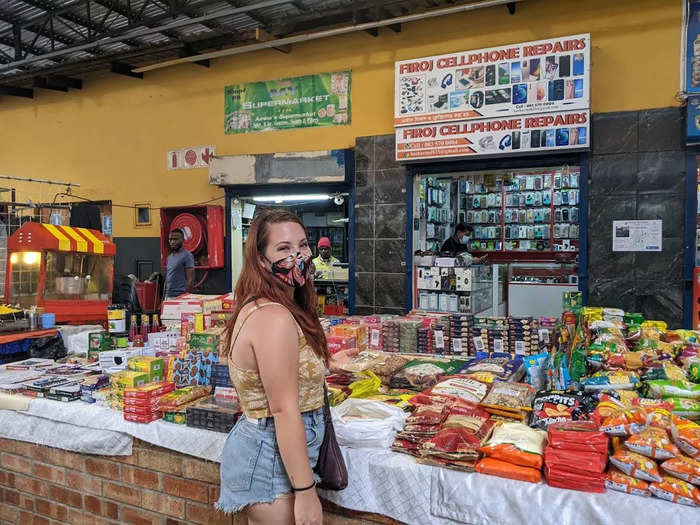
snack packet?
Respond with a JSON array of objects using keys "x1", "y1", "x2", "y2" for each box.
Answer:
[
  {"x1": 625, "y1": 427, "x2": 680, "y2": 460},
  {"x1": 390, "y1": 360, "x2": 465, "y2": 390},
  {"x1": 524, "y1": 352, "x2": 550, "y2": 391},
  {"x1": 475, "y1": 457, "x2": 541, "y2": 483},
  {"x1": 425, "y1": 376, "x2": 489, "y2": 404},
  {"x1": 529, "y1": 390, "x2": 597, "y2": 430},
  {"x1": 480, "y1": 422, "x2": 547, "y2": 469},
  {"x1": 609, "y1": 449, "x2": 663, "y2": 482},
  {"x1": 660, "y1": 456, "x2": 700, "y2": 485},
  {"x1": 600, "y1": 407, "x2": 647, "y2": 436},
  {"x1": 671, "y1": 417, "x2": 700, "y2": 458},
  {"x1": 581, "y1": 370, "x2": 640, "y2": 391},
  {"x1": 645, "y1": 380, "x2": 700, "y2": 400},
  {"x1": 649, "y1": 475, "x2": 700, "y2": 507},
  {"x1": 605, "y1": 467, "x2": 651, "y2": 497}
]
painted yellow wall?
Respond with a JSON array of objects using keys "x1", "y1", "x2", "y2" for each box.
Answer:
[{"x1": 0, "y1": 0, "x2": 681, "y2": 237}]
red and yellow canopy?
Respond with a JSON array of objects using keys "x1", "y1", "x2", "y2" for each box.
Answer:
[{"x1": 8, "y1": 223, "x2": 116, "y2": 256}]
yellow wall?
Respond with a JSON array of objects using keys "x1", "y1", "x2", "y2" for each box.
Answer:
[{"x1": 0, "y1": 0, "x2": 682, "y2": 237}]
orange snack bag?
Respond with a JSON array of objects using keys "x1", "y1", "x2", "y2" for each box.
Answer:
[
  {"x1": 600, "y1": 407, "x2": 647, "y2": 436},
  {"x1": 475, "y1": 457, "x2": 542, "y2": 484},
  {"x1": 649, "y1": 475, "x2": 700, "y2": 507},
  {"x1": 625, "y1": 427, "x2": 680, "y2": 460},
  {"x1": 660, "y1": 456, "x2": 700, "y2": 485},
  {"x1": 604, "y1": 467, "x2": 651, "y2": 497},
  {"x1": 609, "y1": 449, "x2": 663, "y2": 482},
  {"x1": 671, "y1": 417, "x2": 700, "y2": 458},
  {"x1": 479, "y1": 422, "x2": 546, "y2": 469}
]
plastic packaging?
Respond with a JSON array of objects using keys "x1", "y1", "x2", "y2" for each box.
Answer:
[
  {"x1": 660, "y1": 456, "x2": 700, "y2": 485},
  {"x1": 523, "y1": 352, "x2": 550, "y2": 391},
  {"x1": 425, "y1": 376, "x2": 489, "y2": 404},
  {"x1": 529, "y1": 391, "x2": 597, "y2": 431},
  {"x1": 671, "y1": 417, "x2": 700, "y2": 458},
  {"x1": 476, "y1": 457, "x2": 541, "y2": 483},
  {"x1": 581, "y1": 370, "x2": 640, "y2": 391},
  {"x1": 645, "y1": 379, "x2": 700, "y2": 400},
  {"x1": 605, "y1": 467, "x2": 651, "y2": 497},
  {"x1": 609, "y1": 449, "x2": 663, "y2": 482},
  {"x1": 625, "y1": 426, "x2": 680, "y2": 460},
  {"x1": 332, "y1": 398, "x2": 407, "y2": 449},
  {"x1": 480, "y1": 422, "x2": 547, "y2": 469},
  {"x1": 649, "y1": 476, "x2": 700, "y2": 507}
]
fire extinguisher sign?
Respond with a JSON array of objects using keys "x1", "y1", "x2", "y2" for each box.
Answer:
[{"x1": 167, "y1": 145, "x2": 216, "y2": 170}]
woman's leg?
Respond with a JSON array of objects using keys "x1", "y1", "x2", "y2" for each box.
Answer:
[{"x1": 245, "y1": 494, "x2": 295, "y2": 525}]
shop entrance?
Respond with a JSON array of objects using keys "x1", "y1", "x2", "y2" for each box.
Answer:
[
  {"x1": 407, "y1": 153, "x2": 588, "y2": 318},
  {"x1": 225, "y1": 182, "x2": 355, "y2": 315}
]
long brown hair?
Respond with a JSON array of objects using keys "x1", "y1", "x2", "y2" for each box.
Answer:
[{"x1": 226, "y1": 209, "x2": 328, "y2": 361}]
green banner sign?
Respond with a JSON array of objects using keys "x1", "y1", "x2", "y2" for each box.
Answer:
[{"x1": 224, "y1": 71, "x2": 351, "y2": 134}]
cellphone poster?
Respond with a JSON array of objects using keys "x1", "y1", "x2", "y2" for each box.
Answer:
[
  {"x1": 394, "y1": 34, "x2": 590, "y2": 126},
  {"x1": 612, "y1": 220, "x2": 662, "y2": 252},
  {"x1": 396, "y1": 110, "x2": 589, "y2": 161},
  {"x1": 224, "y1": 71, "x2": 350, "y2": 134}
]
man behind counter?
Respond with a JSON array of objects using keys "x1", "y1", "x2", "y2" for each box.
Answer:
[
  {"x1": 440, "y1": 223, "x2": 487, "y2": 263},
  {"x1": 312, "y1": 236, "x2": 340, "y2": 279}
]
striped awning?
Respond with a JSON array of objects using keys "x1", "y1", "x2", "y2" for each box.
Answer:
[{"x1": 8, "y1": 223, "x2": 116, "y2": 256}]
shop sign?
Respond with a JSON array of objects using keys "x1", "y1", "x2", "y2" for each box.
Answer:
[
  {"x1": 394, "y1": 34, "x2": 590, "y2": 126},
  {"x1": 167, "y1": 145, "x2": 216, "y2": 170},
  {"x1": 224, "y1": 71, "x2": 351, "y2": 134},
  {"x1": 396, "y1": 110, "x2": 589, "y2": 160}
]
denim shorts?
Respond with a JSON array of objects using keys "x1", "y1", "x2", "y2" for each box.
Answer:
[{"x1": 216, "y1": 407, "x2": 325, "y2": 514}]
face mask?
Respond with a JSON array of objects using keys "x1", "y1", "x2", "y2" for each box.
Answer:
[
  {"x1": 268, "y1": 253, "x2": 313, "y2": 288},
  {"x1": 460, "y1": 236, "x2": 470, "y2": 245}
]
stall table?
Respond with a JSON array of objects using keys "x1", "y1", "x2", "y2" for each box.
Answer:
[{"x1": 0, "y1": 396, "x2": 696, "y2": 525}]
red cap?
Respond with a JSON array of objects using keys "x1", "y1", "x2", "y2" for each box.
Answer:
[{"x1": 317, "y1": 237, "x2": 331, "y2": 249}]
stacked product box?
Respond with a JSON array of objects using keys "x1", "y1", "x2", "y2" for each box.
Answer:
[
  {"x1": 450, "y1": 314, "x2": 474, "y2": 355},
  {"x1": 123, "y1": 381, "x2": 176, "y2": 423},
  {"x1": 508, "y1": 317, "x2": 540, "y2": 356},
  {"x1": 186, "y1": 395, "x2": 241, "y2": 433}
]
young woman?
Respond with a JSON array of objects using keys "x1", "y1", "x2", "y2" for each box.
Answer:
[{"x1": 217, "y1": 209, "x2": 355, "y2": 525}]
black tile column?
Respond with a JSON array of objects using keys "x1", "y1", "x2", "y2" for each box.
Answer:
[
  {"x1": 354, "y1": 134, "x2": 408, "y2": 314},
  {"x1": 589, "y1": 107, "x2": 686, "y2": 326}
]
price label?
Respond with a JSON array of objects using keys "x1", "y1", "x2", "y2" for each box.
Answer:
[
  {"x1": 493, "y1": 338, "x2": 504, "y2": 352},
  {"x1": 515, "y1": 341, "x2": 526, "y2": 355},
  {"x1": 453, "y1": 338, "x2": 463, "y2": 353},
  {"x1": 473, "y1": 336, "x2": 484, "y2": 351},
  {"x1": 435, "y1": 330, "x2": 445, "y2": 350},
  {"x1": 370, "y1": 329, "x2": 380, "y2": 347},
  {"x1": 538, "y1": 329, "x2": 550, "y2": 344}
]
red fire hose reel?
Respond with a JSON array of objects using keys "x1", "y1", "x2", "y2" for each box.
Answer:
[{"x1": 160, "y1": 205, "x2": 224, "y2": 270}]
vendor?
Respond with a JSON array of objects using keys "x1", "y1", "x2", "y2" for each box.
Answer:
[
  {"x1": 165, "y1": 228, "x2": 195, "y2": 299},
  {"x1": 440, "y1": 223, "x2": 487, "y2": 263},
  {"x1": 312, "y1": 237, "x2": 339, "y2": 279}
]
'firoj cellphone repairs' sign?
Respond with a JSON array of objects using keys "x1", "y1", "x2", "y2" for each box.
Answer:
[{"x1": 394, "y1": 34, "x2": 591, "y2": 160}]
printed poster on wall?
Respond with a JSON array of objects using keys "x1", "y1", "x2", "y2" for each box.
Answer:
[
  {"x1": 686, "y1": 1, "x2": 700, "y2": 94},
  {"x1": 396, "y1": 110, "x2": 589, "y2": 160},
  {"x1": 224, "y1": 71, "x2": 351, "y2": 134},
  {"x1": 612, "y1": 220, "x2": 662, "y2": 252},
  {"x1": 395, "y1": 34, "x2": 590, "y2": 126}
]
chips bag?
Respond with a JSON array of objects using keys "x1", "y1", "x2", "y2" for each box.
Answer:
[
  {"x1": 600, "y1": 407, "x2": 647, "y2": 436},
  {"x1": 529, "y1": 390, "x2": 597, "y2": 430},
  {"x1": 671, "y1": 417, "x2": 700, "y2": 458},
  {"x1": 625, "y1": 427, "x2": 680, "y2": 460},
  {"x1": 605, "y1": 467, "x2": 651, "y2": 497},
  {"x1": 649, "y1": 475, "x2": 700, "y2": 507},
  {"x1": 609, "y1": 449, "x2": 663, "y2": 482},
  {"x1": 660, "y1": 456, "x2": 700, "y2": 485},
  {"x1": 581, "y1": 370, "x2": 640, "y2": 391},
  {"x1": 645, "y1": 380, "x2": 700, "y2": 400},
  {"x1": 425, "y1": 376, "x2": 489, "y2": 404}
]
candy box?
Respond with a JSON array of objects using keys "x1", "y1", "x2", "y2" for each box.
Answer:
[
  {"x1": 124, "y1": 411, "x2": 162, "y2": 424},
  {"x1": 188, "y1": 332, "x2": 219, "y2": 354},
  {"x1": 110, "y1": 370, "x2": 149, "y2": 390},
  {"x1": 123, "y1": 381, "x2": 175, "y2": 400},
  {"x1": 128, "y1": 356, "x2": 164, "y2": 382},
  {"x1": 326, "y1": 335, "x2": 357, "y2": 355}
]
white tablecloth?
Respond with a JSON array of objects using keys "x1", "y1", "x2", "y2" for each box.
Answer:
[{"x1": 1, "y1": 398, "x2": 697, "y2": 524}]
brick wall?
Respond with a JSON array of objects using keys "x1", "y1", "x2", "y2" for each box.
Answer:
[
  {"x1": 0, "y1": 437, "x2": 238, "y2": 525},
  {"x1": 0, "y1": 437, "x2": 386, "y2": 525}
]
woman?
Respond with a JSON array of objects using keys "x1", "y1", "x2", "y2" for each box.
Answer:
[{"x1": 217, "y1": 209, "x2": 355, "y2": 525}]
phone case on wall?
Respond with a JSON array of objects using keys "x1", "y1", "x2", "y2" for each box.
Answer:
[{"x1": 559, "y1": 55, "x2": 571, "y2": 77}]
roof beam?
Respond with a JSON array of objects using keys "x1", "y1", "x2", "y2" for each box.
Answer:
[
  {"x1": 48, "y1": 74, "x2": 83, "y2": 89},
  {"x1": 255, "y1": 28, "x2": 290, "y2": 53},
  {"x1": 110, "y1": 60, "x2": 143, "y2": 78},
  {"x1": 34, "y1": 76, "x2": 68, "y2": 92},
  {"x1": 0, "y1": 85, "x2": 34, "y2": 98}
]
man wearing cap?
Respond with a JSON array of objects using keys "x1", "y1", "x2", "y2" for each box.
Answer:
[{"x1": 312, "y1": 237, "x2": 340, "y2": 279}]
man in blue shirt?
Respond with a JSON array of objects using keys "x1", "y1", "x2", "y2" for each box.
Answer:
[{"x1": 165, "y1": 228, "x2": 195, "y2": 299}]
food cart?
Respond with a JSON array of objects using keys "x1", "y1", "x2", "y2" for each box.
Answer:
[{"x1": 4, "y1": 223, "x2": 115, "y2": 323}]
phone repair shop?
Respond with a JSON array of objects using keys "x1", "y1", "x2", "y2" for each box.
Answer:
[
  {"x1": 208, "y1": 150, "x2": 355, "y2": 315},
  {"x1": 398, "y1": 34, "x2": 591, "y2": 318}
]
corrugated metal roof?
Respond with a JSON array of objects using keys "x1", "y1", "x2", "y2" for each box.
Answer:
[{"x1": 0, "y1": 0, "x2": 447, "y2": 91}]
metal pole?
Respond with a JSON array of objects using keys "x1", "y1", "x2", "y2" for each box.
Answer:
[
  {"x1": 0, "y1": 0, "x2": 293, "y2": 72},
  {"x1": 135, "y1": 0, "x2": 526, "y2": 73}
]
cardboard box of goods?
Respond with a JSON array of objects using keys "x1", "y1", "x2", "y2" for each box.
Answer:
[
  {"x1": 123, "y1": 381, "x2": 175, "y2": 400},
  {"x1": 326, "y1": 335, "x2": 357, "y2": 355},
  {"x1": 110, "y1": 370, "x2": 149, "y2": 390},
  {"x1": 161, "y1": 294, "x2": 223, "y2": 321},
  {"x1": 98, "y1": 349, "x2": 142, "y2": 372},
  {"x1": 217, "y1": 293, "x2": 235, "y2": 310},
  {"x1": 128, "y1": 357, "x2": 164, "y2": 382}
]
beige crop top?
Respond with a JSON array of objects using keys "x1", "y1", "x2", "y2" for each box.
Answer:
[{"x1": 227, "y1": 301, "x2": 326, "y2": 419}]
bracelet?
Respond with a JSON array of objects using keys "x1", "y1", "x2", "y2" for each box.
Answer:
[{"x1": 291, "y1": 481, "x2": 316, "y2": 493}]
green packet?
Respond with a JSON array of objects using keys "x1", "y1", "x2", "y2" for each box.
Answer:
[
  {"x1": 389, "y1": 359, "x2": 467, "y2": 390},
  {"x1": 666, "y1": 396, "x2": 700, "y2": 419},
  {"x1": 645, "y1": 379, "x2": 700, "y2": 399}
]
